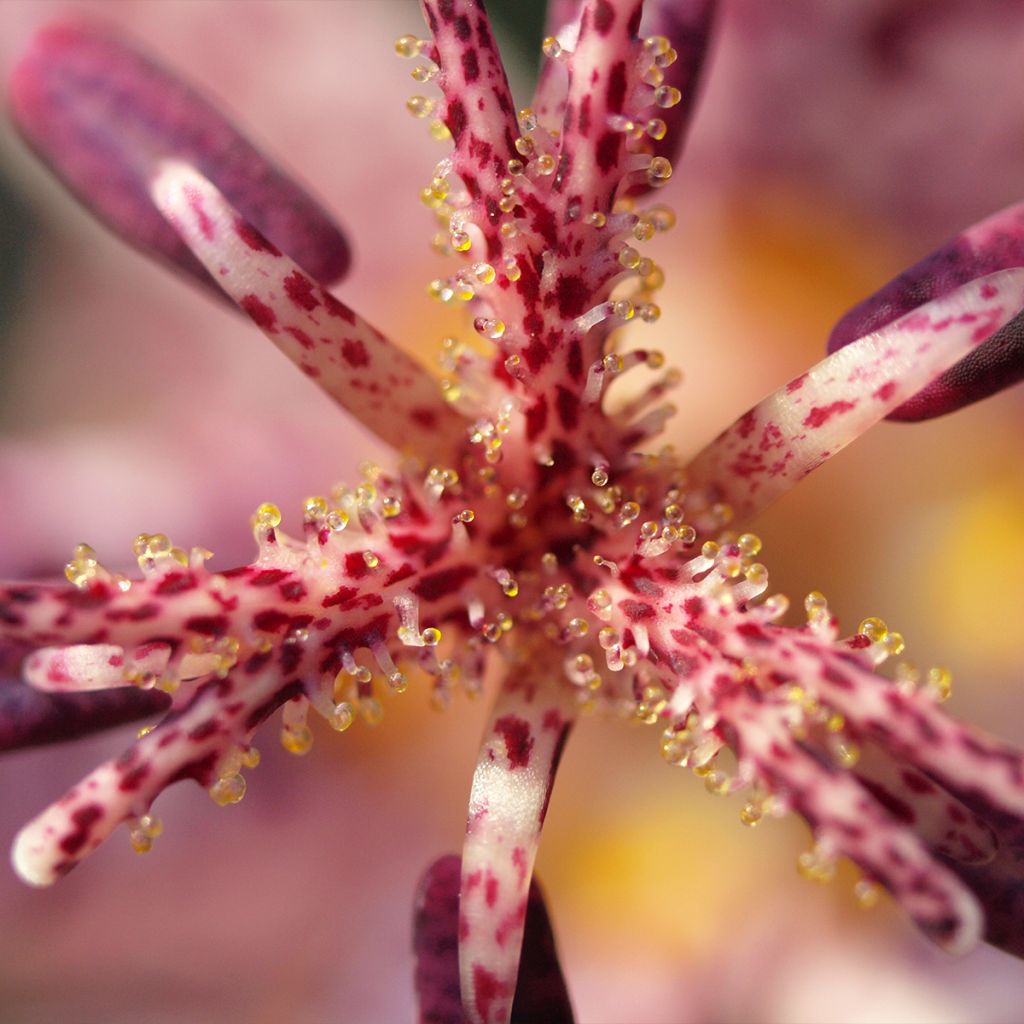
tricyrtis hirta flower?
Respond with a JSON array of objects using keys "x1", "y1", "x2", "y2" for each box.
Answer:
[{"x1": 3, "y1": 2, "x2": 1024, "y2": 1022}]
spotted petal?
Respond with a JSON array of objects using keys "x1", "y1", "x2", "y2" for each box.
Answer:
[
  {"x1": 150, "y1": 161, "x2": 469, "y2": 457},
  {"x1": 414, "y1": 854, "x2": 573, "y2": 1024},
  {"x1": 687, "y1": 269, "x2": 1024, "y2": 520},
  {"x1": 459, "y1": 675, "x2": 575, "y2": 1024}
]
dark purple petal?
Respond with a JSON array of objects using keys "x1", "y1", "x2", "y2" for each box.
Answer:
[
  {"x1": 9, "y1": 20, "x2": 350, "y2": 293},
  {"x1": 828, "y1": 201, "x2": 1024, "y2": 419},
  {"x1": 628, "y1": 0, "x2": 717, "y2": 197},
  {"x1": 937, "y1": 796, "x2": 1024, "y2": 959},
  {"x1": 413, "y1": 855, "x2": 574, "y2": 1024},
  {"x1": 0, "y1": 678, "x2": 168, "y2": 752}
]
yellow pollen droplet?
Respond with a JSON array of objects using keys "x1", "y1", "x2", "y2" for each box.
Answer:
[
  {"x1": 883, "y1": 632, "x2": 906, "y2": 657},
  {"x1": 394, "y1": 35, "x2": 422, "y2": 58},
  {"x1": 304, "y1": 496, "x2": 329, "y2": 519},
  {"x1": 473, "y1": 262, "x2": 496, "y2": 284},
  {"x1": 926, "y1": 666, "x2": 953, "y2": 701},
  {"x1": 858, "y1": 616, "x2": 888, "y2": 643},
  {"x1": 633, "y1": 220, "x2": 656, "y2": 242},
  {"x1": 407, "y1": 95, "x2": 435, "y2": 119},
  {"x1": 739, "y1": 803, "x2": 763, "y2": 827},
  {"x1": 474, "y1": 317, "x2": 506, "y2": 340},
  {"x1": 281, "y1": 725, "x2": 314, "y2": 755},
  {"x1": 645, "y1": 118, "x2": 668, "y2": 140},
  {"x1": 738, "y1": 533, "x2": 762, "y2": 557},
  {"x1": 647, "y1": 157, "x2": 673, "y2": 184},
  {"x1": 517, "y1": 107, "x2": 538, "y2": 132},
  {"x1": 330, "y1": 703, "x2": 354, "y2": 732},
  {"x1": 654, "y1": 85, "x2": 682, "y2": 108},
  {"x1": 535, "y1": 153, "x2": 556, "y2": 175},
  {"x1": 422, "y1": 627, "x2": 442, "y2": 647},
  {"x1": 619, "y1": 245, "x2": 641, "y2": 269},
  {"x1": 541, "y1": 35, "x2": 562, "y2": 59},
  {"x1": 209, "y1": 773, "x2": 247, "y2": 805},
  {"x1": 255, "y1": 503, "x2": 282, "y2": 529}
]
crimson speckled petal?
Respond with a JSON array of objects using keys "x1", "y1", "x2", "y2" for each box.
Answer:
[
  {"x1": 4, "y1": 0, "x2": 1024, "y2": 1016},
  {"x1": 534, "y1": 0, "x2": 716, "y2": 202},
  {"x1": 150, "y1": 161, "x2": 468, "y2": 456},
  {"x1": 0, "y1": 680, "x2": 168, "y2": 752},
  {"x1": 827, "y1": 202, "x2": 1024, "y2": 419},
  {"x1": 9, "y1": 20, "x2": 350, "y2": 293},
  {"x1": 414, "y1": 855, "x2": 573, "y2": 1024},
  {"x1": 459, "y1": 679, "x2": 575, "y2": 1024},
  {"x1": 688, "y1": 270, "x2": 1024, "y2": 521}
]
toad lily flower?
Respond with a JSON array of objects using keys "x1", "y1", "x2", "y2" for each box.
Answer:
[{"x1": 3, "y1": 3, "x2": 1024, "y2": 1023}]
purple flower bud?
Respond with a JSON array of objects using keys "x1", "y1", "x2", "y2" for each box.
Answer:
[{"x1": 9, "y1": 20, "x2": 350, "y2": 292}]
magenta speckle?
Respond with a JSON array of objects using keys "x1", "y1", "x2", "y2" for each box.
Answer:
[
  {"x1": 283, "y1": 270, "x2": 321, "y2": 310},
  {"x1": 240, "y1": 294, "x2": 278, "y2": 332},
  {"x1": 472, "y1": 963, "x2": 507, "y2": 1023},
  {"x1": 184, "y1": 184, "x2": 214, "y2": 240},
  {"x1": 493, "y1": 714, "x2": 534, "y2": 769},
  {"x1": 234, "y1": 218, "x2": 280, "y2": 255},
  {"x1": 341, "y1": 338, "x2": 370, "y2": 368},
  {"x1": 803, "y1": 400, "x2": 856, "y2": 428}
]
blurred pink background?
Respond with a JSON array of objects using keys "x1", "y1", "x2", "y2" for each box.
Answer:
[{"x1": 1, "y1": 2, "x2": 1023, "y2": 1021}]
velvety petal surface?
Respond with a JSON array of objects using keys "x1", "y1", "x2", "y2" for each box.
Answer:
[
  {"x1": 828, "y1": 202, "x2": 1024, "y2": 419},
  {"x1": 10, "y1": 20, "x2": 350, "y2": 293},
  {"x1": 0, "y1": 679, "x2": 168, "y2": 752}
]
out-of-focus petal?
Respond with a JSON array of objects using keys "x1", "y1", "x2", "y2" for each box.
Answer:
[
  {"x1": 828, "y1": 202, "x2": 1024, "y2": 419},
  {"x1": 941, "y1": 802, "x2": 1024, "y2": 959},
  {"x1": 0, "y1": 679, "x2": 167, "y2": 752},
  {"x1": 9, "y1": 20, "x2": 350, "y2": 292}
]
